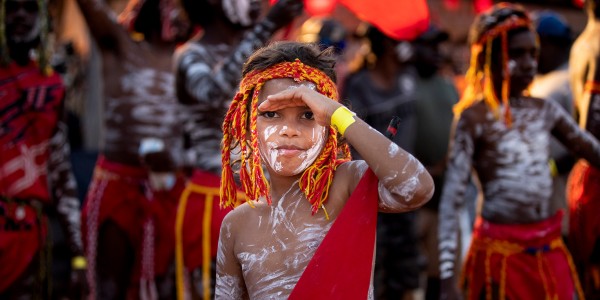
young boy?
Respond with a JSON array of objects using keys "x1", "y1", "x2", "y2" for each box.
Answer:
[
  {"x1": 438, "y1": 3, "x2": 600, "y2": 300},
  {"x1": 215, "y1": 42, "x2": 434, "y2": 299}
]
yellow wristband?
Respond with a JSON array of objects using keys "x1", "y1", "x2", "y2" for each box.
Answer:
[
  {"x1": 331, "y1": 106, "x2": 356, "y2": 136},
  {"x1": 71, "y1": 256, "x2": 87, "y2": 270}
]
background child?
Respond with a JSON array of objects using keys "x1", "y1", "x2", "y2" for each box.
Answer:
[
  {"x1": 438, "y1": 3, "x2": 600, "y2": 300},
  {"x1": 215, "y1": 41, "x2": 434, "y2": 299}
]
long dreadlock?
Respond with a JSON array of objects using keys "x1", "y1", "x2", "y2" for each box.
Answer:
[
  {"x1": 220, "y1": 42, "x2": 351, "y2": 215},
  {"x1": 454, "y1": 2, "x2": 534, "y2": 127},
  {"x1": 0, "y1": 0, "x2": 52, "y2": 75}
]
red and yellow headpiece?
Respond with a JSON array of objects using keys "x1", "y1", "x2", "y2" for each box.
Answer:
[
  {"x1": 454, "y1": 5, "x2": 533, "y2": 126},
  {"x1": 220, "y1": 59, "x2": 351, "y2": 214}
]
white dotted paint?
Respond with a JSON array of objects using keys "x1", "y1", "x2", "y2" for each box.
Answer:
[{"x1": 388, "y1": 143, "x2": 400, "y2": 157}]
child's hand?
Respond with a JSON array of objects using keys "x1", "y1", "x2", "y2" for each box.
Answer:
[{"x1": 259, "y1": 86, "x2": 341, "y2": 127}]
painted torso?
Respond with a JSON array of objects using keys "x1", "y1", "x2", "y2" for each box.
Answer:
[
  {"x1": 471, "y1": 99, "x2": 554, "y2": 222},
  {"x1": 216, "y1": 161, "x2": 377, "y2": 299},
  {"x1": 100, "y1": 42, "x2": 182, "y2": 166},
  {"x1": 452, "y1": 97, "x2": 596, "y2": 223}
]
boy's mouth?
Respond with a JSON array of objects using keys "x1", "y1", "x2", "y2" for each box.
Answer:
[{"x1": 275, "y1": 145, "x2": 304, "y2": 156}]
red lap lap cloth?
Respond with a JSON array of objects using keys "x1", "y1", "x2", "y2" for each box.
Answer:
[
  {"x1": 567, "y1": 159, "x2": 600, "y2": 297},
  {"x1": 288, "y1": 169, "x2": 378, "y2": 300},
  {"x1": 175, "y1": 170, "x2": 243, "y2": 300},
  {"x1": 0, "y1": 200, "x2": 46, "y2": 292},
  {"x1": 81, "y1": 156, "x2": 185, "y2": 299},
  {"x1": 461, "y1": 211, "x2": 584, "y2": 300}
]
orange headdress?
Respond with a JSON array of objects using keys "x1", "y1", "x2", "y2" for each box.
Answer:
[
  {"x1": 220, "y1": 59, "x2": 351, "y2": 214},
  {"x1": 453, "y1": 3, "x2": 533, "y2": 127}
]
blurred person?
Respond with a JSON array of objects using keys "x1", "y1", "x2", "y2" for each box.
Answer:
[
  {"x1": 73, "y1": 0, "x2": 194, "y2": 298},
  {"x1": 410, "y1": 25, "x2": 459, "y2": 300},
  {"x1": 298, "y1": 17, "x2": 353, "y2": 90},
  {"x1": 173, "y1": 0, "x2": 303, "y2": 298},
  {"x1": 342, "y1": 24, "x2": 421, "y2": 300},
  {"x1": 567, "y1": 0, "x2": 600, "y2": 298},
  {"x1": 438, "y1": 3, "x2": 600, "y2": 300},
  {"x1": 529, "y1": 11, "x2": 576, "y2": 237},
  {"x1": 0, "y1": 0, "x2": 86, "y2": 298}
]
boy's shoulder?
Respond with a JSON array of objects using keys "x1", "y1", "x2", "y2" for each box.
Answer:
[{"x1": 223, "y1": 200, "x2": 269, "y2": 222}]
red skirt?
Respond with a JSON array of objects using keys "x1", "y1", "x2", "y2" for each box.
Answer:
[
  {"x1": 0, "y1": 201, "x2": 45, "y2": 292},
  {"x1": 174, "y1": 170, "x2": 237, "y2": 300},
  {"x1": 461, "y1": 211, "x2": 583, "y2": 300},
  {"x1": 81, "y1": 156, "x2": 186, "y2": 297}
]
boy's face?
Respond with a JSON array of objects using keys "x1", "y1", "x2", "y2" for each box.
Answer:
[
  {"x1": 256, "y1": 78, "x2": 328, "y2": 177},
  {"x1": 506, "y1": 29, "x2": 539, "y2": 95}
]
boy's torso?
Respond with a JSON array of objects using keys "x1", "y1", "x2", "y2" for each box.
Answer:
[
  {"x1": 230, "y1": 162, "x2": 369, "y2": 298},
  {"x1": 465, "y1": 98, "x2": 561, "y2": 224}
]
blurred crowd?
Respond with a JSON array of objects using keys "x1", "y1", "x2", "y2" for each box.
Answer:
[{"x1": 2, "y1": 0, "x2": 600, "y2": 299}]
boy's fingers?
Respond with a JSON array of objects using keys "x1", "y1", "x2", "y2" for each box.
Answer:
[
  {"x1": 268, "y1": 88, "x2": 304, "y2": 102},
  {"x1": 259, "y1": 99, "x2": 302, "y2": 111},
  {"x1": 260, "y1": 90, "x2": 307, "y2": 110}
]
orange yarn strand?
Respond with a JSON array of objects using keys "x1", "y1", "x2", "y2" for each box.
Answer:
[{"x1": 453, "y1": 15, "x2": 531, "y2": 125}]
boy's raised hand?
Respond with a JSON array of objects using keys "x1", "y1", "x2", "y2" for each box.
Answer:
[{"x1": 259, "y1": 86, "x2": 342, "y2": 127}]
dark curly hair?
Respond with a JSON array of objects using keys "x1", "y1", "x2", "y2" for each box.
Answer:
[{"x1": 242, "y1": 41, "x2": 337, "y2": 83}]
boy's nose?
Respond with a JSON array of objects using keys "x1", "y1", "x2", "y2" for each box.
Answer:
[{"x1": 278, "y1": 125, "x2": 301, "y2": 137}]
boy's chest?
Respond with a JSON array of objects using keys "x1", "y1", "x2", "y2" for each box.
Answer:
[{"x1": 235, "y1": 214, "x2": 333, "y2": 291}]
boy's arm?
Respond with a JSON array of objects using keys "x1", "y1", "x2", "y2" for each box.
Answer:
[
  {"x1": 260, "y1": 87, "x2": 434, "y2": 211},
  {"x1": 342, "y1": 115, "x2": 434, "y2": 212},
  {"x1": 215, "y1": 214, "x2": 248, "y2": 299},
  {"x1": 550, "y1": 100, "x2": 600, "y2": 168},
  {"x1": 437, "y1": 116, "x2": 475, "y2": 298}
]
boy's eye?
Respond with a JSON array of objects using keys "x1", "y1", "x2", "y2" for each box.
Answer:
[
  {"x1": 302, "y1": 111, "x2": 314, "y2": 120},
  {"x1": 261, "y1": 111, "x2": 277, "y2": 118}
]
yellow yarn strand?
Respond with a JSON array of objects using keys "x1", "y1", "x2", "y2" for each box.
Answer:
[{"x1": 453, "y1": 15, "x2": 531, "y2": 123}]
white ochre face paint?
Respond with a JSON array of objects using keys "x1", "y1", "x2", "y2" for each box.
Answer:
[
  {"x1": 292, "y1": 126, "x2": 326, "y2": 174},
  {"x1": 259, "y1": 125, "x2": 327, "y2": 176},
  {"x1": 286, "y1": 82, "x2": 317, "y2": 91}
]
